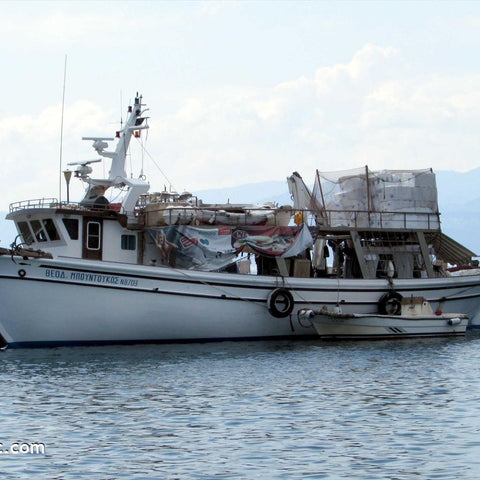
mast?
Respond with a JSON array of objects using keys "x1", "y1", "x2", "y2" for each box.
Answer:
[
  {"x1": 74, "y1": 93, "x2": 150, "y2": 217},
  {"x1": 83, "y1": 93, "x2": 148, "y2": 182},
  {"x1": 110, "y1": 94, "x2": 146, "y2": 180}
]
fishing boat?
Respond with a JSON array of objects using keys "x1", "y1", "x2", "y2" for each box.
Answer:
[
  {"x1": 299, "y1": 297, "x2": 469, "y2": 339},
  {"x1": 0, "y1": 93, "x2": 479, "y2": 348}
]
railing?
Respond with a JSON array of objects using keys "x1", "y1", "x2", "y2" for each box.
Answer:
[
  {"x1": 313, "y1": 208, "x2": 441, "y2": 231},
  {"x1": 289, "y1": 208, "x2": 441, "y2": 230},
  {"x1": 8, "y1": 198, "x2": 442, "y2": 232},
  {"x1": 138, "y1": 204, "x2": 441, "y2": 231},
  {"x1": 8, "y1": 198, "x2": 119, "y2": 214},
  {"x1": 9, "y1": 198, "x2": 59, "y2": 212}
]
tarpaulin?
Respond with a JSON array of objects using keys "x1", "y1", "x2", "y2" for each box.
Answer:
[
  {"x1": 148, "y1": 224, "x2": 313, "y2": 271},
  {"x1": 231, "y1": 224, "x2": 313, "y2": 257},
  {"x1": 148, "y1": 225, "x2": 236, "y2": 271}
]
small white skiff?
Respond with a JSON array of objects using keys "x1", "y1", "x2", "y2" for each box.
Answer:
[{"x1": 299, "y1": 296, "x2": 469, "y2": 339}]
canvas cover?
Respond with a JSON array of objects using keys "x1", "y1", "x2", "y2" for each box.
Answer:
[
  {"x1": 231, "y1": 225, "x2": 313, "y2": 257},
  {"x1": 148, "y1": 224, "x2": 313, "y2": 271}
]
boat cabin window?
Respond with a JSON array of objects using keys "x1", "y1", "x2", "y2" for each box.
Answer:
[
  {"x1": 62, "y1": 218, "x2": 79, "y2": 240},
  {"x1": 17, "y1": 221, "x2": 34, "y2": 244},
  {"x1": 121, "y1": 234, "x2": 136, "y2": 251},
  {"x1": 30, "y1": 219, "x2": 47, "y2": 242},
  {"x1": 42, "y1": 218, "x2": 60, "y2": 241},
  {"x1": 86, "y1": 221, "x2": 101, "y2": 250}
]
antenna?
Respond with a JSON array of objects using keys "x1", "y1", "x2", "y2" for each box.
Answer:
[
  {"x1": 120, "y1": 90, "x2": 123, "y2": 130},
  {"x1": 59, "y1": 55, "x2": 67, "y2": 203}
]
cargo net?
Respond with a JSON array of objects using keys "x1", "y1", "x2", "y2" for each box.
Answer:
[{"x1": 311, "y1": 166, "x2": 439, "y2": 229}]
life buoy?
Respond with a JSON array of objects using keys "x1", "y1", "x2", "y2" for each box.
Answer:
[
  {"x1": 267, "y1": 287, "x2": 294, "y2": 318},
  {"x1": 18, "y1": 269, "x2": 26, "y2": 278},
  {"x1": 378, "y1": 291, "x2": 403, "y2": 315}
]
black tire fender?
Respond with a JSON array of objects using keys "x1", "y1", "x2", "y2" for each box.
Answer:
[
  {"x1": 267, "y1": 287, "x2": 294, "y2": 318},
  {"x1": 18, "y1": 269, "x2": 26, "y2": 278},
  {"x1": 378, "y1": 291, "x2": 403, "y2": 315}
]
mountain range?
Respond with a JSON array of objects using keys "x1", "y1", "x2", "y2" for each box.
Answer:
[{"x1": 1, "y1": 167, "x2": 479, "y2": 254}]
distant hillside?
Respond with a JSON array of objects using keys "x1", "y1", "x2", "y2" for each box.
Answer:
[
  {"x1": 1, "y1": 168, "x2": 478, "y2": 253},
  {"x1": 436, "y1": 168, "x2": 480, "y2": 207},
  {"x1": 432, "y1": 168, "x2": 480, "y2": 253},
  {"x1": 195, "y1": 180, "x2": 291, "y2": 206}
]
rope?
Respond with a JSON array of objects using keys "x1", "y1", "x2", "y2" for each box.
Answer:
[
  {"x1": 134, "y1": 137, "x2": 176, "y2": 192},
  {"x1": 159, "y1": 261, "x2": 270, "y2": 311}
]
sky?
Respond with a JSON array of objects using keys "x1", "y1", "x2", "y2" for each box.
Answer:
[{"x1": 1, "y1": 0, "x2": 480, "y2": 212}]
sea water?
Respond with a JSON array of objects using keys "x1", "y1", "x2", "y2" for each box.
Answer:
[{"x1": 1, "y1": 334, "x2": 480, "y2": 479}]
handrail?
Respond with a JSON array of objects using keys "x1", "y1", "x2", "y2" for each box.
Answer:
[
  {"x1": 9, "y1": 198, "x2": 441, "y2": 231},
  {"x1": 314, "y1": 208, "x2": 441, "y2": 230},
  {"x1": 8, "y1": 199, "x2": 120, "y2": 214},
  {"x1": 137, "y1": 204, "x2": 441, "y2": 231},
  {"x1": 9, "y1": 198, "x2": 59, "y2": 212}
]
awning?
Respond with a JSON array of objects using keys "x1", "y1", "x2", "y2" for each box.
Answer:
[{"x1": 428, "y1": 232, "x2": 477, "y2": 265}]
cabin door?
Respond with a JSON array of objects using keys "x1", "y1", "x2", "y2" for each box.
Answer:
[{"x1": 83, "y1": 218, "x2": 103, "y2": 260}]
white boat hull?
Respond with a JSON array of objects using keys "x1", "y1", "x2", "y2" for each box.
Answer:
[
  {"x1": 1, "y1": 256, "x2": 480, "y2": 347},
  {"x1": 310, "y1": 313, "x2": 469, "y2": 339}
]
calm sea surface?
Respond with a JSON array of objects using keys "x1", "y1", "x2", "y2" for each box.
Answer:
[{"x1": 1, "y1": 333, "x2": 480, "y2": 479}]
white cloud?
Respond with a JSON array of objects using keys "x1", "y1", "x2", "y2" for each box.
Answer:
[
  {"x1": 97, "y1": 45, "x2": 480, "y2": 192},
  {"x1": 0, "y1": 99, "x2": 113, "y2": 209},
  {"x1": 1, "y1": 42, "x2": 480, "y2": 211},
  {"x1": 0, "y1": 5, "x2": 184, "y2": 50},
  {"x1": 315, "y1": 45, "x2": 398, "y2": 97},
  {"x1": 199, "y1": 0, "x2": 238, "y2": 16},
  {"x1": 361, "y1": 74, "x2": 480, "y2": 133}
]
